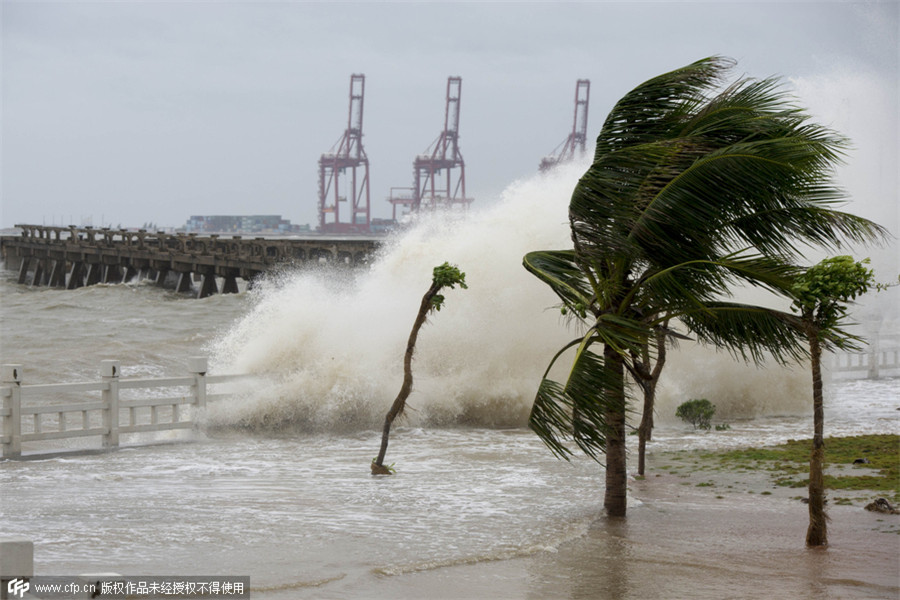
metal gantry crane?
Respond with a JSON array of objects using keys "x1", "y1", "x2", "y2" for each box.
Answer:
[
  {"x1": 318, "y1": 74, "x2": 371, "y2": 233},
  {"x1": 390, "y1": 76, "x2": 473, "y2": 220},
  {"x1": 539, "y1": 79, "x2": 590, "y2": 172}
]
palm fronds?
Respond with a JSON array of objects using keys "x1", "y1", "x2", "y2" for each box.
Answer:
[{"x1": 525, "y1": 56, "x2": 887, "y2": 473}]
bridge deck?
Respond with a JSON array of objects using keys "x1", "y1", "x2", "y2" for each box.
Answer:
[{"x1": 1, "y1": 225, "x2": 383, "y2": 297}]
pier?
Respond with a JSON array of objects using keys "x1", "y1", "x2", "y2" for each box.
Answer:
[{"x1": 0, "y1": 225, "x2": 383, "y2": 298}]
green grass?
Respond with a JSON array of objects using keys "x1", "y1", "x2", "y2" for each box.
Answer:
[{"x1": 713, "y1": 434, "x2": 899, "y2": 502}]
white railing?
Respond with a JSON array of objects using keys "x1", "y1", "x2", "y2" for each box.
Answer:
[
  {"x1": 1, "y1": 358, "x2": 250, "y2": 459},
  {"x1": 830, "y1": 347, "x2": 900, "y2": 379}
]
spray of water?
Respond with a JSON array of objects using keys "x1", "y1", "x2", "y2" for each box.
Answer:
[
  {"x1": 209, "y1": 163, "x2": 580, "y2": 430},
  {"x1": 209, "y1": 161, "x2": 813, "y2": 432}
]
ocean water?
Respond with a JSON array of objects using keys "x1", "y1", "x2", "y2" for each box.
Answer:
[{"x1": 2, "y1": 162, "x2": 898, "y2": 598}]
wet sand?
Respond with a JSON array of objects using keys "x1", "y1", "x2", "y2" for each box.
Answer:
[{"x1": 296, "y1": 453, "x2": 900, "y2": 600}]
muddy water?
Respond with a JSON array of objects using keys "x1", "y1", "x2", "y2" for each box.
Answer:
[
  {"x1": 2, "y1": 159, "x2": 898, "y2": 598},
  {"x1": 2, "y1": 387, "x2": 897, "y2": 599}
]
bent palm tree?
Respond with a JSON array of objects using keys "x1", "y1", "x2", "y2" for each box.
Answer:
[
  {"x1": 524, "y1": 57, "x2": 886, "y2": 517},
  {"x1": 372, "y1": 262, "x2": 467, "y2": 475}
]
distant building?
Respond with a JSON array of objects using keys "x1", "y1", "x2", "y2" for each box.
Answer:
[{"x1": 182, "y1": 215, "x2": 309, "y2": 234}]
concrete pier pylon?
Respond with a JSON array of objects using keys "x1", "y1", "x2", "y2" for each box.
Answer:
[
  {"x1": 121, "y1": 266, "x2": 138, "y2": 284},
  {"x1": 198, "y1": 274, "x2": 218, "y2": 299},
  {"x1": 16, "y1": 258, "x2": 30, "y2": 284},
  {"x1": 67, "y1": 262, "x2": 85, "y2": 289},
  {"x1": 85, "y1": 263, "x2": 102, "y2": 286},
  {"x1": 102, "y1": 264, "x2": 122, "y2": 284},
  {"x1": 48, "y1": 260, "x2": 66, "y2": 288},
  {"x1": 175, "y1": 272, "x2": 193, "y2": 293},
  {"x1": 29, "y1": 260, "x2": 45, "y2": 287},
  {"x1": 222, "y1": 275, "x2": 239, "y2": 294}
]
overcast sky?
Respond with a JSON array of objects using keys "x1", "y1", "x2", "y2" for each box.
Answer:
[{"x1": 1, "y1": 1, "x2": 897, "y2": 237}]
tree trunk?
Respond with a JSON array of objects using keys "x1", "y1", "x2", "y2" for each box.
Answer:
[
  {"x1": 806, "y1": 326, "x2": 827, "y2": 546},
  {"x1": 637, "y1": 327, "x2": 667, "y2": 476},
  {"x1": 372, "y1": 281, "x2": 441, "y2": 475},
  {"x1": 604, "y1": 344, "x2": 628, "y2": 517},
  {"x1": 637, "y1": 383, "x2": 654, "y2": 477}
]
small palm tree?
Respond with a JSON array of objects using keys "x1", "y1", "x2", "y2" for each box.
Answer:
[
  {"x1": 791, "y1": 256, "x2": 875, "y2": 546},
  {"x1": 372, "y1": 262, "x2": 467, "y2": 475},
  {"x1": 524, "y1": 57, "x2": 886, "y2": 517}
]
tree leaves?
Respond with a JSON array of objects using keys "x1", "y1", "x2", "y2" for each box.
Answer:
[
  {"x1": 791, "y1": 256, "x2": 876, "y2": 335},
  {"x1": 429, "y1": 262, "x2": 468, "y2": 312},
  {"x1": 524, "y1": 56, "x2": 887, "y2": 464}
]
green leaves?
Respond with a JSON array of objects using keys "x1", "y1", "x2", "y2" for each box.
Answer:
[
  {"x1": 792, "y1": 256, "x2": 874, "y2": 307},
  {"x1": 791, "y1": 256, "x2": 875, "y2": 334},
  {"x1": 523, "y1": 57, "x2": 887, "y2": 464},
  {"x1": 523, "y1": 250, "x2": 594, "y2": 318},
  {"x1": 574, "y1": 59, "x2": 885, "y2": 269},
  {"x1": 529, "y1": 347, "x2": 620, "y2": 461},
  {"x1": 432, "y1": 262, "x2": 468, "y2": 290},
  {"x1": 676, "y1": 399, "x2": 716, "y2": 430},
  {"x1": 680, "y1": 301, "x2": 807, "y2": 364},
  {"x1": 429, "y1": 262, "x2": 468, "y2": 312}
]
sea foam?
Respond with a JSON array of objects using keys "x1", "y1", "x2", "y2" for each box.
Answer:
[{"x1": 209, "y1": 161, "x2": 813, "y2": 431}]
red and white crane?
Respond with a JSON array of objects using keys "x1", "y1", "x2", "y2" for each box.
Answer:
[
  {"x1": 318, "y1": 74, "x2": 371, "y2": 233},
  {"x1": 390, "y1": 77, "x2": 473, "y2": 220},
  {"x1": 539, "y1": 79, "x2": 590, "y2": 172}
]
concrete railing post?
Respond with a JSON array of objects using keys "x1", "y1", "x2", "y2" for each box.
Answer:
[
  {"x1": 0, "y1": 538, "x2": 33, "y2": 599},
  {"x1": 1, "y1": 365, "x2": 22, "y2": 459},
  {"x1": 867, "y1": 332, "x2": 880, "y2": 379},
  {"x1": 101, "y1": 360, "x2": 120, "y2": 448},
  {"x1": 188, "y1": 357, "x2": 208, "y2": 417}
]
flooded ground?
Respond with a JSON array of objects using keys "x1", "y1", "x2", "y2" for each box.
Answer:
[
  {"x1": 2, "y1": 415, "x2": 898, "y2": 599},
  {"x1": 3, "y1": 161, "x2": 897, "y2": 598}
]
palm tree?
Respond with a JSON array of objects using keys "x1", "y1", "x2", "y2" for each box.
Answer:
[
  {"x1": 790, "y1": 256, "x2": 875, "y2": 546},
  {"x1": 372, "y1": 262, "x2": 467, "y2": 475},
  {"x1": 524, "y1": 57, "x2": 886, "y2": 517}
]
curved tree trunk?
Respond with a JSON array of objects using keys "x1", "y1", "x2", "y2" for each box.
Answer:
[
  {"x1": 604, "y1": 344, "x2": 628, "y2": 517},
  {"x1": 372, "y1": 281, "x2": 441, "y2": 475},
  {"x1": 637, "y1": 327, "x2": 667, "y2": 477},
  {"x1": 637, "y1": 383, "x2": 654, "y2": 477},
  {"x1": 806, "y1": 326, "x2": 828, "y2": 546}
]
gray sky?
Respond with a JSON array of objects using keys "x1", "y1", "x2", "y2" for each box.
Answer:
[{"x1": 1, "y1": 1, "x2": 897, "y2": 235}]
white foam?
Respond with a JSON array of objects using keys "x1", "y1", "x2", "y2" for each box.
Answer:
[
  {"x1": 208, "y1": 162, "x2": 854, "y2": 431},
  {"x1": 210, "y1": 163, "x2": 582, "y2": 429}
]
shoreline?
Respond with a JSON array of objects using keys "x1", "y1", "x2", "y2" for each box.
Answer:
[
  {"x1": 322, "y1": 450, "x2": 900, "y2": 600},
  {"x1": 7, "y1": 431, "x2": 898, "y2": 599},
  {"x1": 291, "y1": 438, "x2": 900, "y2": 600}
]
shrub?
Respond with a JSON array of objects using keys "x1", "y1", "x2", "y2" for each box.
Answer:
[{"x1": 676, "y1": 399, "x2": 716, "y2": 430}]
